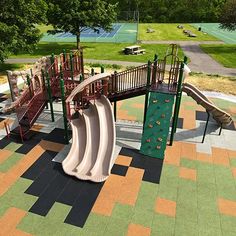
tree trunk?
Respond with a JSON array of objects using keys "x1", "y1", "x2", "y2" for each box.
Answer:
[{"x1": 76, "y1": 32, "x2": 81, "y2": 49}]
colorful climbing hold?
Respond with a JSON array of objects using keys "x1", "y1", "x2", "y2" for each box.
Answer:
[
  {"x1": 161, "y1": 114, "x2": 165, "y2": 118},
  {"x1": 156, "y1": 121, "x2": 161, "y2": 125},
  {"x1": 156, "y1": 145, "x2": 161, "y2": 150},
  {"x1": 165, "y1": 99, "x2": 170, "y2": 103},
  {"x1": 146, "y1": 139, "x2": 151, "y2": 143},
  {"x1": 148, "y1": 124, "x2": 153, "y2": 128},
  {"x1": 157, "y1": 137, "x2": 163, "y2": 142},
  {"x1": 152, "y1": 99, "x2": 158, "y2": 103}
]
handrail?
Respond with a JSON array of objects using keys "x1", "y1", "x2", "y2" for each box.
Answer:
[{"x1": 66, "y1": 73, "x2": 111, "y2": 103}]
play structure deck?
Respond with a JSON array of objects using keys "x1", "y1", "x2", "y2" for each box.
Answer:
[{"x1": 4, "y1": 44, "x2": 233, "y2": 182}]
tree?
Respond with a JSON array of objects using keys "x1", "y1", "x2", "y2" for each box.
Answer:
[
  {"x1": 47, "y1": 0, "x2": 117, "y2": 49},
  {"x1": 220, "y1": 0, "x2": 236, "y2": 31},
  {"x1": 0, "y1": 0, "x2": 47, "y2": 62}
]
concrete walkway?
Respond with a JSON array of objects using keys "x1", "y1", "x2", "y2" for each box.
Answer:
[{"x1": 5, "y1": 40, "x2": 236, "y2": 77}]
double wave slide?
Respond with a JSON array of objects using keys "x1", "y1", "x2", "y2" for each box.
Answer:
[
  {"x1": 62, "y1": 74, "x2": 116, "y2": 182},
  {"x1": 182, "y1": 82, "x2": 233, "y2": 126}
]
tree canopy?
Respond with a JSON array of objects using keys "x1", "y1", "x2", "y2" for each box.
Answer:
[
  {"x1": 219, "y1": 0, "x2": 236, "y2": 31},
  {"x1": 0, "y1": 0, "x2": 47, "y2": 62},
  {"x1": 47, "y1": 0, "x2": 117, "y2": 49}
]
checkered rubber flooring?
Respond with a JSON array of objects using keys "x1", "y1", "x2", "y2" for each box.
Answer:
[{"x1": 0, "y1": 93, "x2": 236, "y2": 236}]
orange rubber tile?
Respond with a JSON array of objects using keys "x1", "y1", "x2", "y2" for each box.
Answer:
[
  {"x1": 0, "y1": 149, "x2": 13, "y2": 165},
  {"x1": 39, "y1": 140, "x2": 64, "y2": 152},
  {"x1": 0, "y1": 207, "x2": 31, "y2": 236},
  {"x1": 132, "y1": 103, "x2": 144, "y2": 109},
  {"x1": 92, "y1": 175, "x2": 124, "y2": 216},
  {"x1": 126, "y1": 223, "x2": 151, "y2": 236},
  {"x1": 0, "y1": 145, "x2": 45, "y2": 197},
  {"x1": 228, "y1": 150, "x2": 236, "y2": 159},
  {"x1": 212, "y1": 147, "x2": 229, "y2": 166},
  {"x1": 117, "y1": 110, "x2": 137, "y2": 121},
  {"x1": 117, "y1": 167, "x2": 144, "y2": 206},
  {"x1": 93, "y1": 167, "x2": 144, "y2": 216},
  {"x1": 0, "y1": 118, "x2": 13, "y2": 129},
  {"x1": 179, "y1": 167, "x2": 197, "y2": 181},
  {"x1": 30, "y1": 124, "x2": 44, "y2": 132},
  {"x1": 232, "y1": 168, "x2": 236, "y2": 178},
  {"x1": 155, "y1": 197, "x2": 176, "y2": 217},
  {"x1": 181, "y1": 143, "x2": 197, "y2": 160},
  {"x1": 196, "y1": 152, "x2": 213, "y2": 163},
  {"x1": 115, "y1": 155, "x2": 132, "y2": 166},
  {"x1": 218, "y1": 198, "x2": 236, "y2": 217},
  {"x1": 164, "y1": 142, "x2": 182, "y2": 166},
  {"x1": 181, "y1": 109, "x2": 196, "y2": 129}
]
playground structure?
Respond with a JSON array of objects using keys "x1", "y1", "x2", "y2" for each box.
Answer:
[{"x1": 3, "y1": 44, "x2": 233, "y2": 182}]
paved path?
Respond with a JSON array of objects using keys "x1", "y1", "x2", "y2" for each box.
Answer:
[{"x1": 5, "y1": 40, "x2": 236, "y2": 77}]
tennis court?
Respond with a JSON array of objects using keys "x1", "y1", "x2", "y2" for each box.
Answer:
[
  {"x1": 191, "y1": 23, "x2": 236, "y2": 44},
  {"x1": 40, "y1": 23, "x2": 137, "y2": 43}
]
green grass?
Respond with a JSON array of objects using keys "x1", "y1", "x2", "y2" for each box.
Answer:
[
  {"x1": 138, "y1": 23, "x2": 219, "y2": 41},
  {"x1": 0, "y1": 63, "x2": 26, "y2": 73},
  {"x1": 200, "y1": 44, "x2": 236, "y2": 68},
  {"x1": 9, "y1": 42, "x2": 185, "y2": 63}
]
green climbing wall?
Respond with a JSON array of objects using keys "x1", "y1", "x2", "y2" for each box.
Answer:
[{"x1": 140, "y1": 92, "x2": 175, "y2": 159}]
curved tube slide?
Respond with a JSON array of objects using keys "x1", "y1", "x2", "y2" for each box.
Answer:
[
  {"x1": 182, "y1": 82, "x2": 233, "y2": 126},
  {"x1": 62, "y1": 95, "x2": 116, "y2": 182}
]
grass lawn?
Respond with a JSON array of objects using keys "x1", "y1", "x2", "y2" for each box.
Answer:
[
  {"x1": 9, "y1": 42, "x2": 185, "y2": 63},
  {"x1": 139, "y1": 23, "x2": 219, "y2": 41},
  {"x1": 200, "y1": 44, "x2": 236, "y2": 68}
]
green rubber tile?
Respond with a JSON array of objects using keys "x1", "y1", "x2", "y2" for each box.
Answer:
[
  {"x1": 198, "y1": 184, "x2": 218, "y2": 211},
  {"x1": 180, "y1": 159, "x2": 197, "y2": 169},
  {"x1": 111, "y1": 203, "x2": 134, "y2": 221},
  {"x1": 229, "y1": 158, "x2": 236, "y2": 168},
  {"x1": 215, "y1": 166, "x2": 236, "y2": 200},
  {"x1": 198, "y1": 227, "x2": 222, "y2": 236},
  {"x1": 0, "y1": 153, "x2": 24, "y2": 172},
  {"x1": 135, "y1": 182, "x2": 158, "y2": 211},
  {"x1": 177, "y1": 188, "x2": 197, "y2": 209},
  {"x1": 160, "y1": 164, "x2": 179, "y2": 179},
  {"x1": 18, "y1": 212, "x2": 83, "y2": 236},
  {"x1": 178, "y1": 178, "x2": 197, "y2": 190},
  {"x1": 0, "y1": 178, "x2": 37, "y2": 217},
  {"x1": 17, "y1": 212, "x2": 50, "y2": 236},
  {"x1": 222, "y1": 230, "x2": 236, "y2": 236},
  {"x1": 157, "y1": 182, "x2": 178, "y2": 201},
  {"x1": 174, "y1": 218, "x2": 198, "y2": 236},
  {"x1": 220, "y1": 215, "x2": 236, "y2": 233},
  {"x1": 104, "y1": 218, "x2": 129, "y2": 236},
  {"x1": 198, "y1": 208, "x2": 221, "y2": 230},
  {"x1": 84, "y1": 213, "x2": 110, "y2": 234},
  {"x1": 197, "y1": 163, "x2": 215, "y2": 185},
  {"x1": 46, "y1": 202, "x2": 72, "y2": 222},
  {"x1": 132, "y1": 208, "x2": 154, "y2": 228},
  {"x1": 176, "y1": 204, "x2": 198, "y2": 224},
  {"x1": 151, "y1": 213, "x2": 175, "y2": 236},
  {"x1": 4, "y1": 142, "x2": 22, "y2": 152}
]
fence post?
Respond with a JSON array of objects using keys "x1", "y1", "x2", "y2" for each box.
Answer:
[
  {"x1": 143, "y1": 60, "x2": 151, "y2": 128},
  {"x1": 46, "y1": 72, "x2": 55, "y2": 122},
  {"x1": 101, "y1": 66, "x2": 104, "y2": 73}
]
